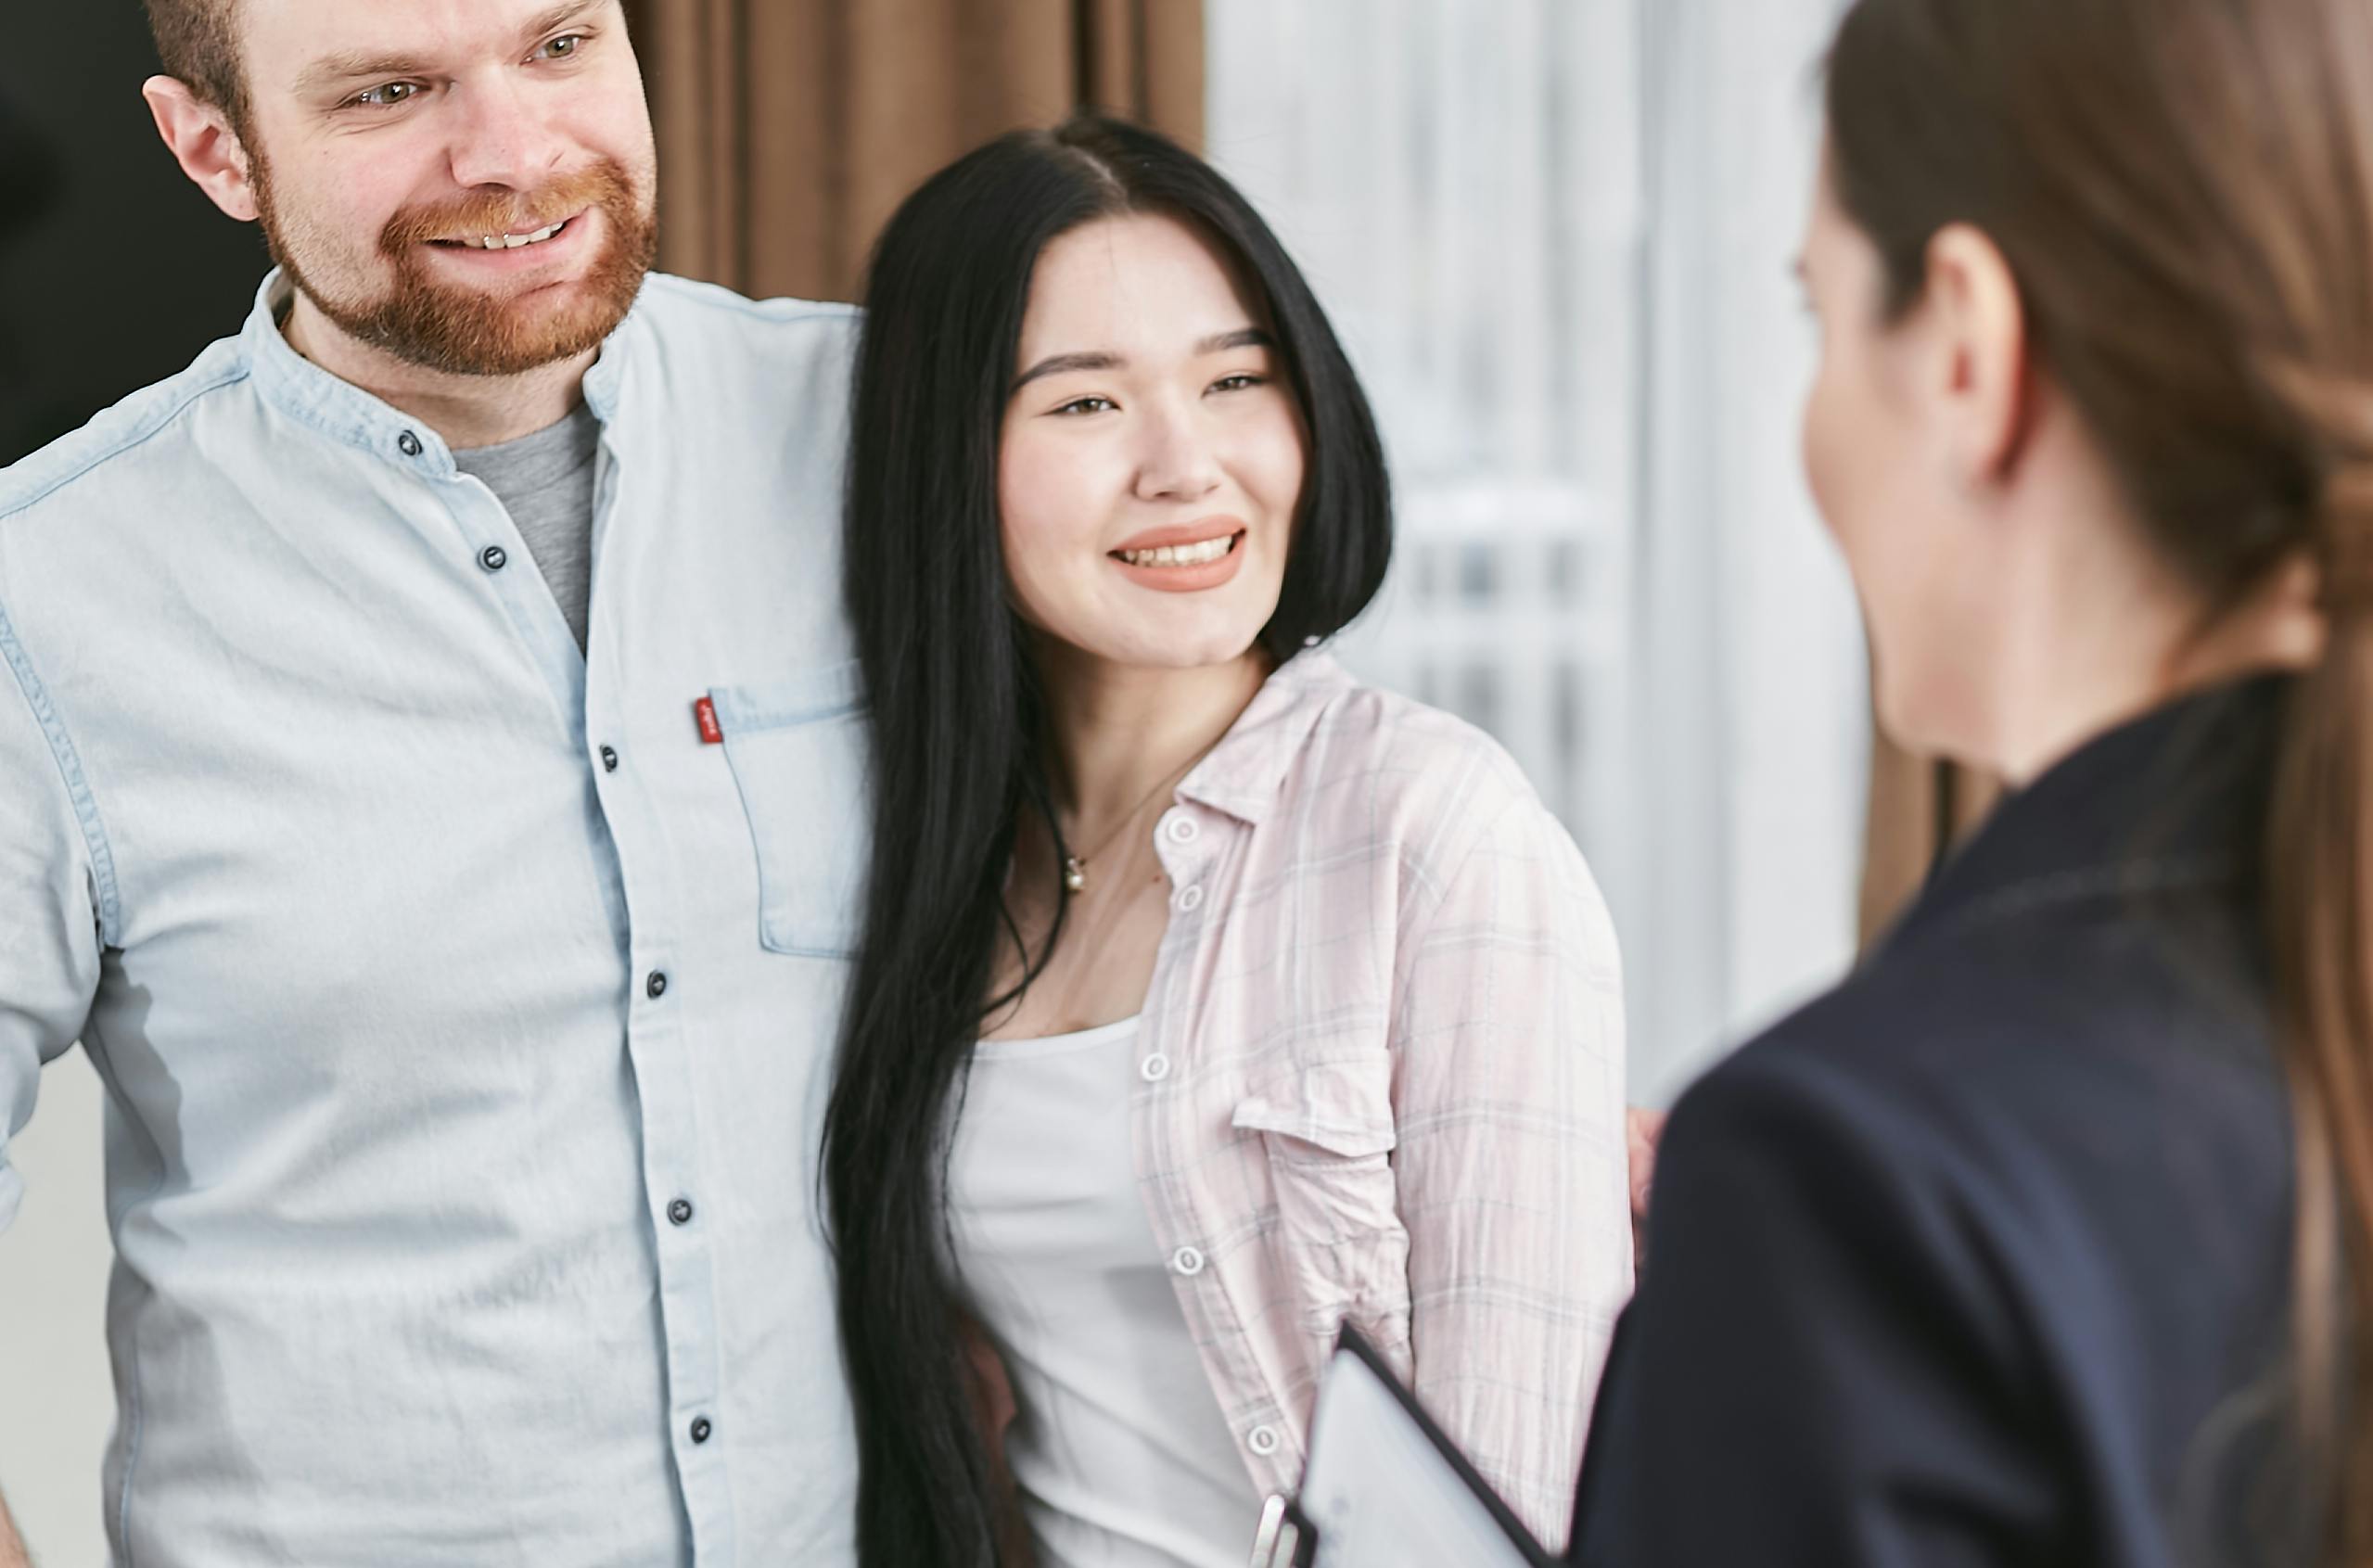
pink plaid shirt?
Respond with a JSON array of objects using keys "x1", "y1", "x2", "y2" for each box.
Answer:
[{"x1": 1131, "y1": 652, "x2": 1631, "y2": 1548}]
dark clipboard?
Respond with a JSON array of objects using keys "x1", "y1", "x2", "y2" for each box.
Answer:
[{"x1": 1246, "y1": 1324, "x2": 1561, "y2": 1568}]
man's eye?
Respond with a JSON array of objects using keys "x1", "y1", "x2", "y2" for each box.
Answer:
[
  {"x1": 352, "y1": 82, "x2": 420, "y2": 108},
  {"x1": 537, "y1": 33, "x2": 587, "y2": 60}
]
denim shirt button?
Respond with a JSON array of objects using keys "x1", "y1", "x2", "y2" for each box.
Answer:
[{"x1": 397, "y1": 430, "x2": 423, "y2": 457}]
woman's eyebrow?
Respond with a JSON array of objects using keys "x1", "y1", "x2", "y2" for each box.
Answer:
[
  {"x1": 1196, "y1": 327, "x2": 1273, "y2": 353},
  {"x1": 1012, "y1": 351, "x2": 1122, "y2": 392},
  {"x1": 1010, "y1": 328, "x2": 1274, "y2": 394}
]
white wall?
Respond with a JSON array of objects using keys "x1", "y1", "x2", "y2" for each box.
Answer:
[{"x1": 0, "y1": 1048, "x2": 111, "y2": 1568}]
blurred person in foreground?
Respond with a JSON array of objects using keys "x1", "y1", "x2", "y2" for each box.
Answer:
[
  {"x1": 0, "y1": 1, "x2": 873, "y2": 1561},
  {"x1": 825, "y1": 115, "x2": 1632, "y2": 1568},
  {"x1": 1570, "y1": 0, "x2": 2373, "y2": 1563}
]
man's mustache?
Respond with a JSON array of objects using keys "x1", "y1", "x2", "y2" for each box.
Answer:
[{"x1": 379, "y1": 161, "x2": 640, "y2": 253}]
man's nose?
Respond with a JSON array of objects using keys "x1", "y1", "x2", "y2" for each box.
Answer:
[{"x1": 445, "y1": 77, "x2": 568, "y2": 193}]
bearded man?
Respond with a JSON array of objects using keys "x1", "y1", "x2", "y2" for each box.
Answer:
[{"x1": 0, "y1": 5, "x2": 868, "y2": 1562}]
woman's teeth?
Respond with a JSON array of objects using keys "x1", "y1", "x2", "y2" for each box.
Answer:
[
  {"x1": 461, "y1": 222, "x2": 566, "y2": 250},
  {"x1": 1116, "y1": 535, "x2": 1239, "y2": 568}
]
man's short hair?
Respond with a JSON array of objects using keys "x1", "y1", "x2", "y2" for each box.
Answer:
[{"x1": 145, "y1": 0, "x2": 249, "y2": 133}]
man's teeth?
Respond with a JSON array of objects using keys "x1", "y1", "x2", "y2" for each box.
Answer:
[
  {"x1": 1117, "y1": 535, "x2": 1238, "y2": 567},
  {"x1": 464, "y1": 222, "x2": 565, "y2": 250}
]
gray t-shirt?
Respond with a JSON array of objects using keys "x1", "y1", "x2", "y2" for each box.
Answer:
[{"x1": 453, "y1": 402, "x2": 601, "y2": 651}]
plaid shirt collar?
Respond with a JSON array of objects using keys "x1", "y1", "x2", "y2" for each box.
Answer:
[{"x1": 1176, "y1": 650, "x2": 1354, "y2": 829}]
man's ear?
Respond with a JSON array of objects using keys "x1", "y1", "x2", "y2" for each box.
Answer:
[
  {"x1": 143, "y1": 75, "x2": 259, "y2": 223},
  {"x1": 1920, "y1": 222, "x2": 2034, "y2": 491}
]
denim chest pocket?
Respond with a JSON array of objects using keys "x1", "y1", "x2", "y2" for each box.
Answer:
[{"x1": 709, "y1": 662, "x2": 872, "y2": 959}]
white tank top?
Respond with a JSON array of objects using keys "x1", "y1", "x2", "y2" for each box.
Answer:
[{"x1": 949, "y1": 1018, "x2": 1264, "y2": 1567}]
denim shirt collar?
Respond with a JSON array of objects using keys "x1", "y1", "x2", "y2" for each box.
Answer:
[{"x1": 236, "y1": 267, "x2": 647, "y2": 470}]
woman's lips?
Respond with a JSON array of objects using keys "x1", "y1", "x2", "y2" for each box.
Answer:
[
  {"x1": 1109, "y1": 516, "x2": 1247, "y2": 555},
  {"x1": 1108, "y1": 529, "x2": 1249, "y2": 593}
]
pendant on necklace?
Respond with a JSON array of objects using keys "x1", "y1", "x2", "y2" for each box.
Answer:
[{"x1": 1063, "y1": 855, "x2": 1087, "y2": 894}]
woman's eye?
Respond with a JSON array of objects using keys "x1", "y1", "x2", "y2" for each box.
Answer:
[
  {"x1": 352, "y1": 82, "x2": 421, "y2": 108},
  {"x1": 1053, "y1": 396, "x2": 1116, "y2": 416},
  {"x1": 1209, "y1": 374, "x2": 1265, "y2": 394}
]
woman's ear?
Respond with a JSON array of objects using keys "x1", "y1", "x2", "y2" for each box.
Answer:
[
  {"x1": 143, "y1": 75, "x2": 260, "y2": 224},
  {"x1": 1920, "y1": 223, "x2": 2033, "y2": 491}
]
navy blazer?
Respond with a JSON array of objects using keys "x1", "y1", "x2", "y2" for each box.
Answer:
[{"x1": 1570, "y1": 679, "x2": 2305, "y2": 1567}]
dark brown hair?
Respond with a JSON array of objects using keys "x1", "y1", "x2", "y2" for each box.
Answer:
[
  {"x1": 144, "y1": 0, "x2": 249, "y2": 133},
  {"x1": 1828, "y1": 0, "x2": 2373, "y2": 1557}
]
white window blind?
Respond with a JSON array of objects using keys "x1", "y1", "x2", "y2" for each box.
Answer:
[{"x1": 1207, "y1": 0, "x2": 1869, "y2": 1098}]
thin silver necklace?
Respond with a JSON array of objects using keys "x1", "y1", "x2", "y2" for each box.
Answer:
[{"x1": 1060, "y1": 759, "x2": 1197, "y2": 894}]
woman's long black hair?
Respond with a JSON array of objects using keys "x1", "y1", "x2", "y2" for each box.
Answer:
[{"x1": 823, "y1": 114, "x2": 1392, "y2": 1565}]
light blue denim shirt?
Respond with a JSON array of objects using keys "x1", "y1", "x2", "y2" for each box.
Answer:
[{"x1": 0, "y1": 271, "x2": 871, "y2": 1566}]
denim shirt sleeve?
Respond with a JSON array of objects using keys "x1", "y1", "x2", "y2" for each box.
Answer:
[{"x1": 0, "y1": 593, "x2": 104, "y2": 1232}]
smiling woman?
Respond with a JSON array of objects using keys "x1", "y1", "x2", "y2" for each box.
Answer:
[
  {"x1": 996, "y1": 216, "x2": 1304, "y2": 670},
  {"x1": 825, "y1": 115, "x2": 1634, "y2": 1568}
]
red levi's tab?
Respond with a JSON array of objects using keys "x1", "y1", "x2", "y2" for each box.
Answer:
[{"x1": 694, "y1": 696, "x2": 723, "y2": 746}]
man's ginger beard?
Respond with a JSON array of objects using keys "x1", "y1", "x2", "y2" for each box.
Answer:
[{"x1": 250, "y1": 148, "x2": 657, "y2": 377}]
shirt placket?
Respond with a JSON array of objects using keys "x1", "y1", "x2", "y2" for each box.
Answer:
[
  {"x1": 1142, "y1": 802, "x2": 1298, "y2": 1496},
  {"x1": 575, "y1": 437, "x2": 737, "y2": 1564}
]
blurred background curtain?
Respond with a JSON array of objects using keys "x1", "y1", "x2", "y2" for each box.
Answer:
[{"x1": 621, "y1": 0, "x2": 1205, "y2": 302}]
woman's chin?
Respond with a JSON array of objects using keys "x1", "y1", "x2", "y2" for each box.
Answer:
[
  {"x1": 1872, "y1": 670, "x2": 1994, "y2": 773},
  {"x1": 1044, "y1": 631, "x2": 1273, "y2": 677},
  {"x1": 1038, "y1": 605, "x2": 1282, "y2": 675}
]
